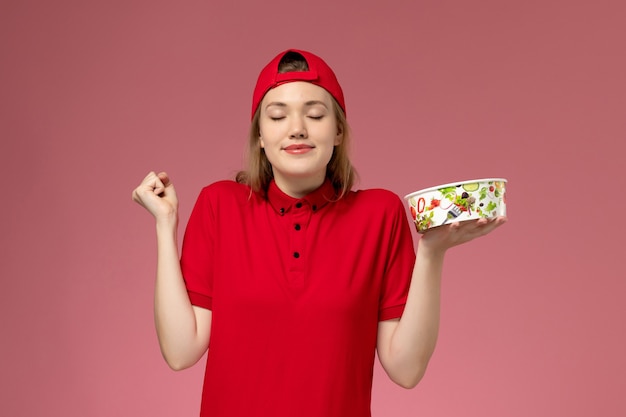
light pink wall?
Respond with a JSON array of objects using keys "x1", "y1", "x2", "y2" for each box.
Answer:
[{"x1": 1, "y1": 1, "x2": 624, "y2": 416}]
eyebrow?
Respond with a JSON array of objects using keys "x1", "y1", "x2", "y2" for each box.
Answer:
[{"x1": 265, "y1": 100, "x2": 329, "y2": 109}]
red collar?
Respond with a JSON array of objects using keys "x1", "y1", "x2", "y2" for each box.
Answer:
[{"x1": 266, "y1": 179, "x2": 337, "y2": 215}]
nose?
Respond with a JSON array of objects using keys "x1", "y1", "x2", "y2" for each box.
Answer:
[{"x1": 289, "y1": 117, "x2": 308, "y2": 139}]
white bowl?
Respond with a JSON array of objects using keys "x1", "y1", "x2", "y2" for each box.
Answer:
[{"x1": 404, "y1": 178, "x2": 507, "y2": 233}]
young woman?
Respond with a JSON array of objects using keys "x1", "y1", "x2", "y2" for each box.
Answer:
[{"x1": 132, "y1": 49, "x2": 506, "y2": 417}]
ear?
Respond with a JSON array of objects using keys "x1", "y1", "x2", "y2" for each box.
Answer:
[
  {"x1": 334, "y1": 126, "x2": 343, "y2": 146},
  {"x1": 259, "y1": 131, "x2": 265, "y2": 148}
]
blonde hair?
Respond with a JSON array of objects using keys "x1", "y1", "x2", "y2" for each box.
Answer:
[{"x1": 236, "y1": 54, "x2": 357, "y2": 199}]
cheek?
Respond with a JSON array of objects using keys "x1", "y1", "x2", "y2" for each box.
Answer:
[{"x1": 258, "y1": 121, "x2": 278, "y2": 146}]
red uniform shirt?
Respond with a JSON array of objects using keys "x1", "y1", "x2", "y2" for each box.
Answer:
[{"x1": 180, "y1": 179, "x2": 416, "y2": 417}]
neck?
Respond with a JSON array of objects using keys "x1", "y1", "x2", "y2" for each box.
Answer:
[{"x1": 273, "y1": 173, "x2": 326, "y2": 198}]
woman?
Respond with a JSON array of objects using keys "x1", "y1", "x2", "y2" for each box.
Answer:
[{"x1": 132, "y1": 49, "x2": 505, "y2": 417}]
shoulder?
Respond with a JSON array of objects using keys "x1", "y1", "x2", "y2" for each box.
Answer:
[
  {"x1": 340, "y1": 188, "x2": 414, "y2": 242},
  {"x1": 200, "y1": 180, "x2": 251, "y2": 195},
  {"x1": 349, "y1": 188, "x2": 405, "y2": 210},
  {"x1": 194, "y1": 180, "x2": 254, "y2": 207},
  {"x1": 339, "y1": 188, "x2": 409, "y2": 225}
]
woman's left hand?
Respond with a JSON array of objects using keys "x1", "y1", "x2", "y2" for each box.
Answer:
[{"x1": 418, "y1": 216, "x2": 507, "y2": 253}]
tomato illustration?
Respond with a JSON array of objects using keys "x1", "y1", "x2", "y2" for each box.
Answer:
[{"x1": 428, "y1": 198, "x2": 440, "y2": 210}]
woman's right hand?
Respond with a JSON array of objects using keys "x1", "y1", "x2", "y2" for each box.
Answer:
[{"x1": 132, "y1": 171, "x2": 179, "y2": 222}]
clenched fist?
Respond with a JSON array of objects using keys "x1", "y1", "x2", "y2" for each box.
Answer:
[{"x1": 132, "y1": 171, "x2": 179, "y2": 223}]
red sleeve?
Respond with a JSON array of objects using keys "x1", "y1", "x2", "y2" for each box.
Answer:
[
  {"x1": 378, "y1": 194, "x2": 416, "y2": 321},
  {"x1": 180, "y1": 187, "x2": 215, "y2": 310}
]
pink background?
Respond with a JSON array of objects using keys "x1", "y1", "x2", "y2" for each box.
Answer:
[{"x1": 1, "y1": 0, "x2": 624, "y2": 416}]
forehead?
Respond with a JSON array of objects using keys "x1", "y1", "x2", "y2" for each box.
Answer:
[{"x1": 262, "y1": 81, "x2": 333, "y2": 106}]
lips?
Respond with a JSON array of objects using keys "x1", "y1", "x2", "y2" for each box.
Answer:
[
  {"x1": 283, "y1": 144, "x2": 314, "y2": 151},
  {"x1": 282, "y1": 144, "x2": 315, "y2": 155}
]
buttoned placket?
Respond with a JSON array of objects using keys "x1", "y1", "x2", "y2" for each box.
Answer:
[{"x1": 287, "y1": 200, "x2": 312, "y2": 289}]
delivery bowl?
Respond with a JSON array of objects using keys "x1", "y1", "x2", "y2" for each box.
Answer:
[{"x1": 404, "y1": 178, "x2": 507, "y2": 233}]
